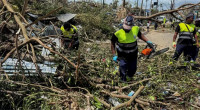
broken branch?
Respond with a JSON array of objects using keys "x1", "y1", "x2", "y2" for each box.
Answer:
[{"x1": 111, "y1": 86, "x2": 144, "y2": 110}]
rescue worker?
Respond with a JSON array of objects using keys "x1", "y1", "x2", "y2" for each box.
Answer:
[
  {"x1": 60, "y1": 22, "x2": 79, "y2": 50},
  {"x1": 154, "y1": 22, "x2": 158, "y2": 30},
  {"x1": 163, "y1": 17, "x2": 166, "y2": 28},
  {"x1": 192, "y1": 18, "x2": 200, "y2": 62},
  {"x1": 111, "y1": 16, "x2": 155, "y2": 81},
  {"x1": 171, "y1": 13, "x2": 198, "y2": 63},
  {"x1": 171, "y1": 19, "x2": 175, "y2": 30},
  {"x1": 147, "y1": 21, "x2": 150, "y2": 32}
]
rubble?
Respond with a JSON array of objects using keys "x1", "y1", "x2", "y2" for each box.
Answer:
[{"x1": 0, "y1": 0, "x2": 200, "y2": 110}]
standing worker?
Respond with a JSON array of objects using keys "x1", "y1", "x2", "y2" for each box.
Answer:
[
  {"x1": 171, "y1": 19, "x2": 175, "y2": 30},
  {"x1": 163, "y1": 17, "x2": 166, "y2": 28},
  {"x1": 60, "y1": 22, "x2": 79, "y2": 50},
  {"x1": 154, "y1": 22, "x2": 158, "y2": 30},
  {"x1": 111, "y1": 16, "x2": 155, "y2": 81},
  {"x1": 147, "y1": 21, "x2": 150, "y2": 32},
  {"x1": 192, "y1": 18, "x2": 200, "y2": 62},
  {"x1": 171, "y1": 13, "x2": 198, "y2": 64}
]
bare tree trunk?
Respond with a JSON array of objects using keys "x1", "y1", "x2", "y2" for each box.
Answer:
[
  {"x1": 139, "y1": 0, "x2": 143, "y2": 16},
  {"x1": 149, "y1": 0, "x2": 152, "y2": 16},
  {"x1": 145, "y1": 0, "x2": 148, "y2": 16},
  {"x1": 123, "y1": 0, "x2": 125, "y2": 8},
  {"x1": 136, "y1": 0, "x2": 139, "y2": 8},
  {"x1": 171, "y1": 0, "x2": 175, "y2": 10},
  {"x1": 103, "y1": 0, "x2": 105, "y2": 8}
]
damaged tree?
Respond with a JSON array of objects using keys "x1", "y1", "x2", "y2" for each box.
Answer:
[{"x1": 0, "y1": 0, "x2": 200, "y2": 109}]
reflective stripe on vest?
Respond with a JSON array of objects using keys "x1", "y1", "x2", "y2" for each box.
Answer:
[
  {"x1": 116, "y1": 42, "x2": 138, "y2": 53},
  {"x1": 179, "y1": 32, "x2": 193, "y2": 39},
  {"x1": 114, "y1": 26, "x2": 139, "y2": 53},
  {"x1": 178, "y1": 23, "x2": 195, "y2": 39},
  {"x1": 60, "y1": 25, "x2": 77, "y2": 38}
]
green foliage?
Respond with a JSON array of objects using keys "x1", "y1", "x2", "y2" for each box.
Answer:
[
  {"x1": 75, "y1": 13, "x2": 115, "y2": 40},
  {"x1": 10, "y1": 0, "x2": 24, "y2": 11},
  {"x1": 93, "y1": 96, "x2": 103, "y2": 109},
  {"x1": 23, "y1": 92, "x2": 62, "y2": 110},
  {"x1": 30, "y1": 1, "x2": 62, "y2": 15}
]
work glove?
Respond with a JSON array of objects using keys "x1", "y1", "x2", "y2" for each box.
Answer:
[
  {"x1": 198, "y1": 29, "x2": 200, "y2": 33},
  {"x1": 172, "y1": 42, "x2": 176, "y2": 48},
  {"x1": 146, "y1": 41, "x2": 155, "y2": 52},
  {"x1": 113, "y1": 55, "x2": 118, "y2": 63}
]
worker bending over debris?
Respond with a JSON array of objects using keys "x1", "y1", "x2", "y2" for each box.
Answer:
[{"x1": 60, "y1": 22, "x2": 79, "y2": 50}]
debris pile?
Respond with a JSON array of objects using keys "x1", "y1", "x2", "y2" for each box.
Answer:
[{"x1": 0, "y1": 0, "x2": 200, "y2": 109}]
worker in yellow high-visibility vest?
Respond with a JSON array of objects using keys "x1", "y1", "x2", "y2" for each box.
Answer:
[
  {"x1": 60, "y1": 22, "x2": 79, "y2": 50},
  {"x1": 111, "y1": 16, "x2": 155, "y2": 81},
  {"x1": 163, "y1": 17, "x2": 166, "y2": 28},
  {"x1": 171, "y1": 13, "x2": 198, "y2": 65}
]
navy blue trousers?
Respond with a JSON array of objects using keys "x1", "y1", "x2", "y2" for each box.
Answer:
[
  {"x1": 119, "y1": 57, "x2": 137, "y2": 81},
  {"x1": 191, "y1": 46, "x2": 199, "y2": 61},
  {"x1": 172, "y1": 44, "x2": 193, "y2": 61}
]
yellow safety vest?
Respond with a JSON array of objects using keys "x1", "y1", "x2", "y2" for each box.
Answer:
[
  {"x1": 163, "y1": 18, "x2": 166, "y2": 24},
  {"x1": 178, "y1": 23, "x2": 195, "y2": 40},
  {"x1": 115, "y1": 26, "x2": 139, "y2": 43},
  {"x1": 114, "y1": 26, "x2": 139, "y2": 53},
  {"x1": 60, "y1": 25, "x2": 77, "y2": 38}
]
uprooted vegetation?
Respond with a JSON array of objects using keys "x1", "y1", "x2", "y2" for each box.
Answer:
[{"x1": 0, "y1": 0, "x2": 200, "y2": 110}]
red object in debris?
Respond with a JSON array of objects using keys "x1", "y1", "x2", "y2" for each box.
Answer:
[{"x1": 102, "y1": 58, "x2": 106, "y2": 62}]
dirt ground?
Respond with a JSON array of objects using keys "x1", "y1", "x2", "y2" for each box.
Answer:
[{"x1": 138, "y1": 27, "x2": 175, "y2": 51}]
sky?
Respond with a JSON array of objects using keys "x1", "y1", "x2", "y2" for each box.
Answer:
[
  {"x1": 70, "y1": 0, "x2": 199, "y2": 10},
  {"x1": 103, "y1": 0, "x2": 199, "y2": 9}
]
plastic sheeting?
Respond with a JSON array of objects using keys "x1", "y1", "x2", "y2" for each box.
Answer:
[
  {"x1": 40, "y1": 25, "x2": 62, "y2": 57},
  {"x1": 1, "y1": 58, "x2": 57, "y2": 74}
]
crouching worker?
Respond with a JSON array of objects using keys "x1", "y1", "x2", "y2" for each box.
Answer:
[
  {"x1": 60, "y1": 22, "x2": 79, "y2": 50},
  {"x1": 111, "y1": 16, "x2": 155, "y2": 81}
]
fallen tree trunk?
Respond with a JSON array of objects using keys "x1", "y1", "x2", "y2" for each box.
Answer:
[{"x1": 134, "y1": 2, "x2": 200, "y2": 20}]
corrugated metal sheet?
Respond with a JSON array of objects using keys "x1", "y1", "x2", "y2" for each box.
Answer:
[{"x1": 57, "y1": 13, "x2": 76, "y2": 22}]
